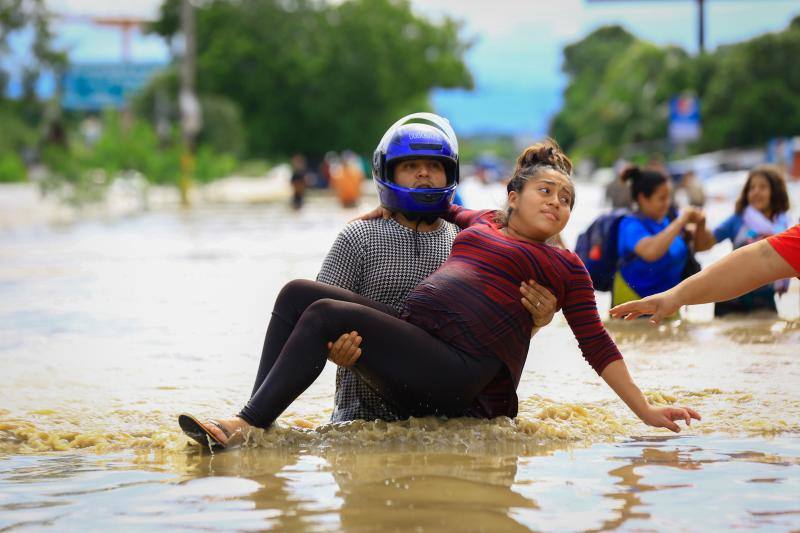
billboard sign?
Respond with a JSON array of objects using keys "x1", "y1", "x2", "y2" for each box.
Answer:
[
  {"x1": 668, "y1": 95, "x2": 701, "y2": 143},
  {"x1": 62, "y1": 63, "x2": 165, "y2": 111}
]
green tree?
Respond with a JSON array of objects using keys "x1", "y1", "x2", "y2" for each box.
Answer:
[
  {"x1": 699, "y1": 15, "x2": 800, "y2": 150},
  {"x1": 551, "y1": 16, "x2": 800, "y2": 163},
  {"x1": 550, "y1": 26, "x2": 636, "y2": 153},
  {"x1": 133, "y1": 68, "x2": 247, "y2": 157},
  {"x1": 577, "y1": 42, "x2": 691, "y2": 164},
  {"x1": 0, "y1": 0, "x2": 66, "y2": 181},
  {"x1": 149, "y1": 0, "x2": 473, "y2": 158}
]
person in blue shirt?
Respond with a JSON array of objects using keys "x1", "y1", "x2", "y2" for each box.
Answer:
[
  {"x1": 708, "y1": 165, "x2": 791, "y2": 316},
  {"x1": 613, "y1": 166, "x2": 714, "y2": 310}
]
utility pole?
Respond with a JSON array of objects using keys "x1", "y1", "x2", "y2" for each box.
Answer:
[
  {"x1": 179, "y1": 0, "x2": 202, "y2": 207},
  {"x1": 697, "y1": 0, "x2": 705, "y2": 54},
  {"x1": 588, "y1": 0, "x2": 710, "y2": 54}
]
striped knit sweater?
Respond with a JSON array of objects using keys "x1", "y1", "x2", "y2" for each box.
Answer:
[{"x1": 399, "y1": 206, "x2": 623, "y2": 418}]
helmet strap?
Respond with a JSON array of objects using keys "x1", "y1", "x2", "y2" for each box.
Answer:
[{"x1": 401, "y1": 211, "x2": 441, "y2": 225}]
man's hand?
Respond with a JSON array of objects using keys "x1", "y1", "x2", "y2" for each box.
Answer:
[
  {"x1": 327, "y1": 331, "x2": 362, "y2": 367},
  {"x1": 609, "y1": 291, "x2": 681, "y2": 325},
  {"x1": 349, "y1": 206, "x2": 392, "y2": 223},
  {"x1": 520, "y1": 279, "x2": 557, "y2": 329}
]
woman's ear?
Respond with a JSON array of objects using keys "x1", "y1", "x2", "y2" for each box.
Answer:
[{"x1": 508, "y1": 190, "x2": 518, "y2": 211}]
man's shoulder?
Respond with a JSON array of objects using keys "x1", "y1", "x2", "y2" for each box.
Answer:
[{"x1": 337, "y1": 218, "x2": 394, "y2": 241}]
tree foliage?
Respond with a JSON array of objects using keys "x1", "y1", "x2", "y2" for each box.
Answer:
[
  {"x1": 149, "y1": 0, "x2": 473, "y2": 158},
  {"x1": 0, "y1": 0, "x2": 66, "y2": 180},
  {"x1": 0, "y1": 0, "x2": 66, "y2": 101},
  {"x1": 550, "y1": 17, "x2": 800, "y2": 165},
  {"x1": 700, "y1": 17, "x2": 800, "y2": 150}
]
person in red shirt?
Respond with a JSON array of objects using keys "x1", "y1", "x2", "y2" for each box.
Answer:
[
  {"x1": 180, "y1": 139, "x2": 700, "y2": 450},
  {"x1": 611, "y1": 224, "x2": 799, "y2": 324}
]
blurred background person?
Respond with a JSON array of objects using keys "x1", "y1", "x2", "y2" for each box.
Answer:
[
  {"x1": 330, "y1": 150, "x2": 365, "y2": 208},
  {"x1": 611, "y1": 225, "x2": 800, "y2": 324},
  {"x1": 290, "y1": 153, "x2": 309, "y2": 210},
  {"x1": 676, "y1": 170, "x2": 706, "y2": 208},
  {"x1": 605, "y1": 174, "x2": 634, "y2": 209},
  {"x1": 708, "y1": 165, "x2": 792, "y2": 316},
  {"x1": 612, "y1": 166, "x2": 714, "y2": 312}
]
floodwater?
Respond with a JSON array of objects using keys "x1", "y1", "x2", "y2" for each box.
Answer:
[{"x1": 1, "y1": 180, "x2": 799, "y2": 531}]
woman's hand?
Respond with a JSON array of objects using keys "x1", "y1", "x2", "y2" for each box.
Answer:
[
  {"x1": 680, "y1": 206, "x2": 705, "y2": 225},
  {"x1": 349, "y1": 206, "x2": 392, "y2": 223},
  {"x1": 327, "y1": 331, "x2": 362, "y2": 367},
  {"x1": 609, "y1": 291, "x2": 681, "y2": 325},
  {"x1": 641, "y1": 405, "x2": 702, "y2": 433},
  {"x1": 520, "y1": 279, "x2": 557, "y2": 329}
]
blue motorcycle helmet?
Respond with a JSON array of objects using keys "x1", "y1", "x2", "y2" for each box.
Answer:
[{"x1": 372, "y1": 113, "x2": 459, "y2": 221}]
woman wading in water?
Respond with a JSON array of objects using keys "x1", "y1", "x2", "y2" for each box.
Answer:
[{"x1": 180, "y1": 139, "x2": 700, "y2": 450}]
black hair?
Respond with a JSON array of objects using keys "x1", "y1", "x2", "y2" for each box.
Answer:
[{"x1": 620, "y1": 165, "x2": 669, "y2": 203}]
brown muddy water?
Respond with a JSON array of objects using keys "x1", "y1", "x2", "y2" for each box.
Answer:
[{"x1": 1, "y1": 181, "x2": 799, "y2": 531}]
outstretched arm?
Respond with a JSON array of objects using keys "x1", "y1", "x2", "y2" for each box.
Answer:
[
  {"x1": 601, "y1": 360, "x2": 701, "y2": 433},
  {"x1": 610, "y1": 239, "x2": 797, "y2": 324}
]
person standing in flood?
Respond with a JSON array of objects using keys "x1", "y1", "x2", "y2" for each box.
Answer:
[
  {"x1": 611, "y1": 225, "x2": 800, "y2": 324},
  {"x1": 329, "y1": 150, "x2": 365, "y2": 208},
  {"x1": 707, "y1": 165, "x2": 791, "y2": 316},
  {"x1": 612, "y1": 166, "x2": 714, "y2": 312},
  {"x1": 290, "y1": 154, "x2": 309, "y2": 210}
]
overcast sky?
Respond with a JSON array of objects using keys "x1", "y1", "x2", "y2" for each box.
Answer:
[{"x1": 12, "y1": 0, "x2": 800, "y2": 136}]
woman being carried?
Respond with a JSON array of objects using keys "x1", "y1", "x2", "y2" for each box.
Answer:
[{"x1": 179, "y1": 139, "x2": 699, "y2": 450}]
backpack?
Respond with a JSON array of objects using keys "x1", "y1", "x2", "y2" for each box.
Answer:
[{"x1": 575, "y1": 209, "x2": 631, "y2": 291}]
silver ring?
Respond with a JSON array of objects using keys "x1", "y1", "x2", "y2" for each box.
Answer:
[{"x1": 535, "y1": 301, "x2": 540, "y2": 307}]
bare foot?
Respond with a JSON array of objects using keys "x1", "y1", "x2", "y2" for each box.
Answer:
[{"x1": 202, "y1": 417, "x2": 251, "y2": 446}]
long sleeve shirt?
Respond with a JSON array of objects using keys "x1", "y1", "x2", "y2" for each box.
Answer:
[{"x1": 400, "y1": 206, "x2": 623, "y2": 418}]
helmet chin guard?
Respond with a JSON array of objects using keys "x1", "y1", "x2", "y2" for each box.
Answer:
[{"x1": 372, "y1": 113, "x2": 460, "y2": 219}]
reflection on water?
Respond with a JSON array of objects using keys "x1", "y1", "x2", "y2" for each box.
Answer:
[
  {"x1": 1, "y1": 185, "x2": 799, "y2": 529},
  {"x1": 1, "y1": 435, "x2": 798, "y2": 531}
]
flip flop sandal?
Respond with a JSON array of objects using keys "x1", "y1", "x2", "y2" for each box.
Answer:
[{"x1": 178, "y1": 413, "x2": 232, "y2": 452}]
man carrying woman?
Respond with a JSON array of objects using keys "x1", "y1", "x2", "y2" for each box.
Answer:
[
  {"x1": 317, "y1": 113, "x2": 556, "y2": 423},
  {"x1": 179, "y1": 122, "x2": 699, "y2": 450}
]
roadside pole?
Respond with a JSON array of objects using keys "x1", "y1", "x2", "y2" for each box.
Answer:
[{"x1": 179, "y1": 0, "x2": 201, "y2": 207}]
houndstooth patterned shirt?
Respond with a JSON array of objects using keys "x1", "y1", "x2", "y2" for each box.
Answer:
[{"x1": 317, "y1": 217, "x2": 459, "y2": 422}]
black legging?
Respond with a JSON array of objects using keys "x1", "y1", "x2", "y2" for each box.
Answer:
[{"x1": 238, "y1": 279, "x2": 503, "y2": 428}]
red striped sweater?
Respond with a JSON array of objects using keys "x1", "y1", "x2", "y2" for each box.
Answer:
[{"x1": 399, "y1": 206, "x2": 623, "y2": 418}]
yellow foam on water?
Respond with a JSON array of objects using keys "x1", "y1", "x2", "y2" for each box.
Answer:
[
  {"x1": 645, "y1": 391, "x2": 677, "y2": 405},
  {"x1": 515, "y1": 395, "x2": 633, "y2": 442},
  {"x1": 29, "y1": 409, "x2": 57, "y2": 416},
  {"x1": 1, "y1": 385, "x2": 798, "y2": 455}
]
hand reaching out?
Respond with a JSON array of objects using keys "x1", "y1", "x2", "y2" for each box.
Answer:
[
  {"x1": 610, "y1": 292, "x2": 681, "y2": 325},
  {"x1": 642, "y1": 405, "x2": 702, "y2": 433}
]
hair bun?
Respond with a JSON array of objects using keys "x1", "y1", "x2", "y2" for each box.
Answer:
[
  {"x1": 514, "y1": 138, "x2": 573, "y2": 176},
  {"x1": 620, "y1": 165, "x2": 641, "y2": 183}
]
